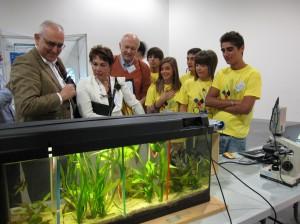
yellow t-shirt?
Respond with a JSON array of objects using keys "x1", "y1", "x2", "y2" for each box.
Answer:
[
  {"x1": 177, "y1": 78, "x2": 213, "y2": 116},
  {"x1": 180, "y1": 71, "x2": 193, "y2": 84},
  {"x1": 151, "y1": 72, "x2": 159, "y2": 84},
  {"x1": 145, "y1": 83, "x2": 181, "y2": 112},
  {"x1": 212, "y1": 65, "x2": 262, "y2": 138}
]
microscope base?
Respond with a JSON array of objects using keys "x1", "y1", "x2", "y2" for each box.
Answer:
[{"x1": 260, "y1": 165, "x2": 300, "y2": 187}]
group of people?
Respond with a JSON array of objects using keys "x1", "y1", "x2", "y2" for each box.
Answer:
[{"x1": 2, "y1": 20, "x2": 262, "y2": 154}]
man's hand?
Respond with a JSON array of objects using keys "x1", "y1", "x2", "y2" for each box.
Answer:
[{"x1": 60, "y1": 84, "x2": 76, "y2": 101}]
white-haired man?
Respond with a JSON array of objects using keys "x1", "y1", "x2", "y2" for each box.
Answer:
[{"x1": 111, "y1": 33, "x2": 150, "y2": 105}]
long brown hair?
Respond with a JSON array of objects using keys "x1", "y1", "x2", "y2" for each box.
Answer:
[{"x1": 156, "y1": 57, "x2": 181, "y2": 93}]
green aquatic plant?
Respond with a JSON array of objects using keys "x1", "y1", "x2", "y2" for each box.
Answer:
[
  {"x1": 61, "y1": 145, "x2": 142, "y2": 223},
  {"x1": 169, "y1": 136, "x2": 211, "y2": 193},
  {"x1": 102, "y1": 145, "x2": 141, "y2": 215},
  {"x1": 62, "y1": 154, "x2": 100, "y2": 222},
  {"x1": 60, "y1": 141, "x2": 210, "y2": 223},
  {"x1": 19, "y1": 193, "x2": 51, "y2": 224},
  {"x1": 62, "y1": 154, "x2": 89, "y2": 224},
  {"x1": 128, "y1": 142, "x2": 168, "y2": 203},
  {"x1": 12, "y1": 168, "x2": 52, "y2": 223},
  {"x1": 130, "y1": 160, "x2": 158, "y2": 202},
  {"x1": 187, "y1": 158, "x2": 203, "y2": 189},
  {"x1": 88, "y1": 152, "x2": 119, "y2": 218},
  {"x1": 170, "y1": 154, "x2": 209, "y2": 192},
  {"x1": 149, "y1": 142, "x2": 168, "y2": 201}
]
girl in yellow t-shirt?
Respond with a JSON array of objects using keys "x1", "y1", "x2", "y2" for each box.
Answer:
[
  {"x1": 145, "y1": 57, "x2": 181, "y2": 113},
  {"x1": 178, "y1": 50, "x2": 218, "y2": 118}
]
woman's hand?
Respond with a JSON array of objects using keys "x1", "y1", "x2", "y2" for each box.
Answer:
[
  {"x1": 160, "y1": 90, "x2": 176, "y2": 102},
  {"x1": 147, "y1": 90, "x2": 176, "y2": 113}
]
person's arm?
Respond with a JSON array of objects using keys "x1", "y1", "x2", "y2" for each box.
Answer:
[
  {"x1": 176, "y1": 82, "x2": 188, "y2": 113},
  {"x1": 205, "y1": 87, "x2": 238, "y2": 109},
  {"x1": 146, "y1": 105, "x2": 157, "y2": 113},
  {"x1": 206, "y1": 87, "x2": 256, "y2": 115},
  {"x1": 226, "y1": 70, "x2": 262, "y2": 115},
  {"x1": 131, "y1": 101, "x2": 145, "y2": 115},
  {"x1": 145, "y1": 84, "x2": 159, "y2": 113},
  {"x1": 179, "y1": 104, "x2": 187, "y2": 112},
  {"x1": 76, "y1": 80, "x2": 102, "y2": 118},
  {"x1": 140, "y1": 61, "x2": 151, "y2": 101},
  {"x1": 146, "y1": 97, "x2": 161, "y2": 113},
  {"x1": 119, "y1": 77, "x2": 145, "y2": 115},
  {"x1": 139, "y1": 97, "x2": 146, "y2": 106},
  {"x1": 8, "y1": 61, "x2": 63, "y2": 117},
  {"x1": 59, "y1": 84, "x2": 76, "y2": 102},
  {"x1": 223, "y1": 96, "x2": 257, "y2": 114},
  {"x1": 0, "y1": 88, "x2": 13, "y2": 109},
  {"x1": 146, "y1": 90, "x2": 176, "y2": 113}
]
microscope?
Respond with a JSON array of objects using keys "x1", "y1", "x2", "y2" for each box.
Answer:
[
  {"x1": 260, "y1": 136, "x2": 300, "y2": 186},
  {"x1": 259, "y1": 98, "x2": 300, "y2": 187}
]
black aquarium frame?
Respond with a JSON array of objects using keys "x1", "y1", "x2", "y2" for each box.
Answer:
[{"x1": 0, "y1": 113, "x2": 213, "y2": 224}]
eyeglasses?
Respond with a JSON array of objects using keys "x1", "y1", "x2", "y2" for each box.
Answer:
[{"x1": 42, "y1": 36, "x2": 65, "y2": 49}]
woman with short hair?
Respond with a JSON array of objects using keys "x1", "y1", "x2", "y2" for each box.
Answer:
[{"x1": 77, "y1": 45, "x2": 144, "y2": 117}]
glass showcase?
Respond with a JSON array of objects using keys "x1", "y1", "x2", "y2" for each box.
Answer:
[{"x1": 0, "y1": 113, "x2": 213, "y2": 224}]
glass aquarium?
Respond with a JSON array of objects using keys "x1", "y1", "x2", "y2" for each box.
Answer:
[{"x1": 0, "y1": 113, "x2": 213, "y2": 224}]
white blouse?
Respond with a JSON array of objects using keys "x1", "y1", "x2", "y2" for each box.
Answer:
[{"x1": 76, "y1": 75, "x2": 144, "y2": 118}]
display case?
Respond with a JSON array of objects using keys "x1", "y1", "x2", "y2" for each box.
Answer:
[
  {"x1": 0, "y1": 113, "x2": 213, "y2": 224},
  {"x1": 0, "y1": 33, "x2": 88, "y2": 84}
]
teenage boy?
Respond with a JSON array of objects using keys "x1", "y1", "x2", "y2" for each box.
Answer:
[
  {"x1": 206, "y1": 31, "x2": 262, "y2": 153},
  {"x1": 146, "y1": 47, "x2": 164, "y2": 83},
  {"x1": 180, "y1": 48, "x2": 201, "y2": 84}
]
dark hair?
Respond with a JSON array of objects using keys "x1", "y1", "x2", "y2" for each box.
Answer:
[
  {"x1": 156, "y1": 57, "x2": 181, "y2": 93},
  {"x1": 89, "y1": 45, "x2": 114, "y2": 66},
  {"x1": 147, "y1": 47, "x2": 164, "y2": 61},
  {"x1": 194, "y1": 50, "x2": 218, "y2": 80},
  {"x1": 220, "y1": 31, "x2": 244, "y2": 49},
  {"x1": 137, "y1": 41, "x2": 147, "y2": 57},
  {"x1": 187, "y1": 48, "x2": 202, "y2": 55}
]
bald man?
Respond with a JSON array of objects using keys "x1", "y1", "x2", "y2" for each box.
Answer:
[
  {"x1": 111, "y1": 33, "x2": 150, "y2": 105},
  {"x1": 8, "y1": 20, "x2": 76, "y2": 122}
]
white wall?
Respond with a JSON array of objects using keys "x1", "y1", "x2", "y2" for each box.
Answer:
[
  {"x1": 0, "y1": 0, "x2": 169, "y2": 73},
  {"x1": 169, "y1": 0, "x2": 300, "y2": 122}
]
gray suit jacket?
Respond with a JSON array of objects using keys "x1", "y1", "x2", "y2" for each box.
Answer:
[{"x1": 8, "y1": 47, "x2": 72, "y2": 122}]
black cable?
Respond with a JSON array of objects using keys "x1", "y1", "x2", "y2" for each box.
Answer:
[
  {"x1": 203, "y1": 130, "x2": 232, "y2": 223},
  {"x1": 211, "y1": 157, "x2": 232, "y2": 224},
  {"x1": 203, "y1": 123, "x2": 274, "y2": 223},
  {"x1": 219, "y1": 161, "x2": 259, "y2": 165},
  {"x1": 267, "y1": 216, "x2": 285, "y2": 224},
  {"x1": 213, "y1": 159, "x2": 278, "y2": 224}
]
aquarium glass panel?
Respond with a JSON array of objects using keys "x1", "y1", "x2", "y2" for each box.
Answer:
[{"x1": 5, "y1": 134, "x2": 211, "y2": 224}]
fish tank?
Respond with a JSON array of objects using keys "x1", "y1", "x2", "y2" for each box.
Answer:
[{"x1": 0, "y1": 113, "x2": 213, "y2": 224}]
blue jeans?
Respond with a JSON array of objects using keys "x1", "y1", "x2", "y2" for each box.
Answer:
[{"x1": 219, "y1": 134, "x2": 246, "y2": 154}]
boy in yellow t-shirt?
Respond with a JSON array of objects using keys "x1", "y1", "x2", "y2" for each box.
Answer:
[
  {"x1": 206, "y1": 31, "x2": 262, "y2": 154},
  {"x1": 146, "y1": 47, "x2": 164, "y2": 84},
  {"x1": 180, "y1": 48, "x2": 202, "y2": 84},
  {"x1": 178, "y1": 50, "x2": 218, "y2": 118}
]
